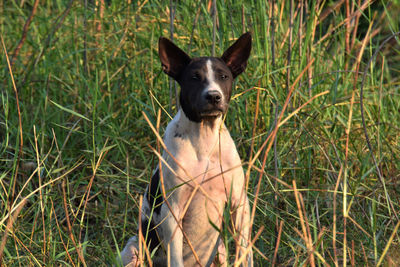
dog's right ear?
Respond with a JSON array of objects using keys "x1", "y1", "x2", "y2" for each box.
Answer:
[
  {"x1": 158, "y1": 37, "x2": 191, "y2": 80},
  {"x1": 221, "y1": 32, "x2": 252, "y2": 78}
]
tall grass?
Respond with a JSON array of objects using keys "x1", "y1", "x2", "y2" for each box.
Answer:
[{"x1": 1, "y1": 0, "x2": 400, "y2": 266}]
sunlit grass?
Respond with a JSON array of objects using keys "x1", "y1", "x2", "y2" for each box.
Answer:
[{"x1": 1, "y1": 0, "x2": 400, "y2": 266}]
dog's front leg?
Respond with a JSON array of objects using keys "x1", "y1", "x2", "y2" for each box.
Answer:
[
  {"x1": 159, "y1": 202, "x2": 184, "y2": 267},
  {"x1": 233, "y1": 194, "x2": 253, "y2": 267}
]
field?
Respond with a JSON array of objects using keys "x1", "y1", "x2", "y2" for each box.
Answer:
[{"x1": 1, "y1": 0, "x2": 400, "y2": 266}]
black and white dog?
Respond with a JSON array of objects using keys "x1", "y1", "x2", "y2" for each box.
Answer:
[{"x1": 119, "y1": 33, "x2": 252, "y2": 267}]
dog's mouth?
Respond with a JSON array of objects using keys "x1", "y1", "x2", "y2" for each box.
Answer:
[{"x1": 199, "y1": 109, "x2": 223, "y2": 117}]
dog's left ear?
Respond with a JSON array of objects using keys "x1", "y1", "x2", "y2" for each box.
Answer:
[
  {"x1": 159, "y1": 37, "x2": 191, "y2": 80},
  {"x1": 221, "y1": 32, "x2": 252, "y2": 78}
]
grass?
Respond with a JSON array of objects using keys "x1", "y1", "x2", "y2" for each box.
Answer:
[{"x1": 1, "y1": 0, "x2": 400, "y2": 266}]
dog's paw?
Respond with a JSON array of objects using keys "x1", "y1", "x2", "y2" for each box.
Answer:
[{"x1": 118, "y1": 236, "x2": 139, "y2": 267}]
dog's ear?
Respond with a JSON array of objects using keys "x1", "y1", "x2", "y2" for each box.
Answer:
[
  {"x1": 221, "y1": 32, "x2": 252, "y2": 78},
  {"x1": 159, "y1": 37, "x2": 191, "y2": 80}
]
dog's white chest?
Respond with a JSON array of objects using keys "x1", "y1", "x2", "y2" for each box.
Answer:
[{"x1": 163, "y1": 110, "x2": 242, "y2": 197}]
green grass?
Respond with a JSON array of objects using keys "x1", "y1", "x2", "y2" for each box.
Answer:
[{"x1": 1, "y1": 0, "x2": 400, "y2": 266}]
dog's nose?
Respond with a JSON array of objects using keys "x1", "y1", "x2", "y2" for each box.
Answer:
[{"x1": 205, "y1": 90, "x2": 222, "y2": 104}]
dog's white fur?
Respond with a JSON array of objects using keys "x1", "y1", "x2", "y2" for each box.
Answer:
[
  {"x1": 204, "y1": 60, "x2": 225, "y2": 103},
  {"x1": 161, "y1": 106, "x2": 251, "y2": 266}
]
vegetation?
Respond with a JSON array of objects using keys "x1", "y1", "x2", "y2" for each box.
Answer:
[{"x1": 1, "y1": 0, "x2": 400, "y2": 266}]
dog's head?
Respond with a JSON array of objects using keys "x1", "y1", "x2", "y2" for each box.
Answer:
[{"x1": 158, "y1": 33, "x2": 252, "y2": 122}]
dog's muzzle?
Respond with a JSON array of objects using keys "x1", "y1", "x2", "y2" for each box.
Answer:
[{"x1": 199, "y1": 90, "x2": 226, "y2": 117}]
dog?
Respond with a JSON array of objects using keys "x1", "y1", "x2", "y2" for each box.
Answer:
[{"x1": 119, "y1": 32, "x2": 253, "y2": 267}]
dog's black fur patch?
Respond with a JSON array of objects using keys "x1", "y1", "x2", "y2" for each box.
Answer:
[
  {"x1": 142, "y1": 169, "x2": 163, "y2": 252},
  {"x1": 141, "y1": 217, "x2": 161, "y2": 253},
  {"x1": 147, "y1": 169, "x2": 163, "y2": 215}
]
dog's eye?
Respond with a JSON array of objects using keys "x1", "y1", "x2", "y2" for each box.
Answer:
[
  {"x1": 192, "y1": 73, "x2": 200, "y2": 80},
  {"x1": 220, "y1": 74, "x2": 228, "y2": 80}
]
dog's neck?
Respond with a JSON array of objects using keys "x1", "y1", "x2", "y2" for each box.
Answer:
[{"x1": 176, "y1": 109, "x2": 223, "y2": 159}]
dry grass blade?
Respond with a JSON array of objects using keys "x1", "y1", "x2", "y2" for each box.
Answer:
[
  {"x1": 293, "y1": 180, "x2": 315, "y2": 267},
  {"x1": 278, "y1": 90, "x2": 329, "y2": 128},
  {"x1": 234, "y1": 226, "x2": 264, "y2": 267},
  {"x1": 33, "y1": 126, "x2": 46, "y2": 262},
  {"x1": 347, "y1": 215, "x2": 372, "y2": 239},
  {"x1": 10, "y1": 0, "x2": 40, "y2": 67},
  {"x1": 62, "y1": 179, "x2": 87, "y2": 266},
  {"x1": 247, "y1": 81, "x2": 261, "y2": 187},
  {"x1": 0, "y1": 199, "x2": 26, "y2": 265},
  {"x1": 1, "y1": 34, "x2": 23, "y2": 204},
  {"x1": 376, "y1": 220, "x2": 400, "y2": 266},
  {"x1": 51, "y1": 199, "x2": 75, "y2": 267},
  {"x1": 333, "y1": 166, "x2": 343, "y2": 267},
  {"x1": 138, "y1": 195, "x2": 153, "y2": 267},
  {"x1": 319, "y1": 0, "x2": 345, "y2": 22},
  {"x1": 272, "y1": 220, "x2": 284, "y2": 267},
  {"x1": 95, "y1": 0, "x2": 105, "y2": 33}
]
